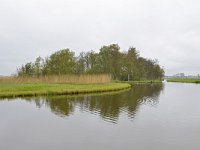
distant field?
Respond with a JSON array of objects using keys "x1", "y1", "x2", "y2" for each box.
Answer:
[{"x1": 167, "y1": 78, "x2": 200, "y2": 83}]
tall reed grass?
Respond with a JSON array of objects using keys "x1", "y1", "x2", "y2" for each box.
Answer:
[{"x1": 0, "y1": 74, "x2": 112, "y2": 84}]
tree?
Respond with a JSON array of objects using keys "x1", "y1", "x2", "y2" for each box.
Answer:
[
  {"x1": 34, "y1": 56, "x2": 44, "y2": 77},
  {"x1": 44, "y1": 49, "x2": 75, "y2": 75},
  {"x1": 98, "y1": 44, "x2": 122, "y2": 79},
  {"x1": 17, "y1": 44, "x2": 165, "y2": 80},
  {"x1": 120, "y1": 47, "x2": 140, "y2": 80},
  {"x1": 74, "y1": 52, "x2": 86, "y2": 74}
]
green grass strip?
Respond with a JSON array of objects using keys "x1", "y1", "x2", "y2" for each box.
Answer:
[
  {"x1": 167, "y1": 78, "x2": 200, "y2": 84},
  {"x1": 0, "y1": 83, "x2": 131, "y2": 98}
]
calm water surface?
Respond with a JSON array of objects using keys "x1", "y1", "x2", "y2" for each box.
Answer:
[{"x1": 0, "y1": 83, "x2": 200, "y2": 150}]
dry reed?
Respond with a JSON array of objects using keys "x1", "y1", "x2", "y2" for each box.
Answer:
[{"x1": 0, "y1": 74, "x2": 112, "y2": 84}]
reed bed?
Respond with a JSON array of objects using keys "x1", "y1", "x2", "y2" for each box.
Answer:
[{"x1": 0, "y1": 74, "x2": 112, "y2": 84}]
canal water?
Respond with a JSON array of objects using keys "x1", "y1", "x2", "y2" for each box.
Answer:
[{"x1": 0, "y1": 83, "x2": 200, "y2": 150}]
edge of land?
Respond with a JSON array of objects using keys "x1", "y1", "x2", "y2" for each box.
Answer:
[
  {"x1": 166, "y1": 78, "x2": 200, "y2": 84},
  {"x1": 114, "y1": 80, "x2": 163, "y2": 85},
  {"x1": 0, "y1": 83, "x2": 131, "y2": 98}
]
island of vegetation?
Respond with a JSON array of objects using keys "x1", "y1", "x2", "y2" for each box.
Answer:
[{"x1": 0, "y1": 44, "x2": 164, "y2": 98}]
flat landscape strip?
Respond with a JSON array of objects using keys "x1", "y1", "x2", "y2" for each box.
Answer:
[
  {"x1": 167, "y1": 78, "x2": 200, "y2": 83},
  {"x1": 115, "y1": 80, "x2": 163, "y2": 85},
  {"x1": 0, "y1": 83, "x2": 131, "y2": 98}
]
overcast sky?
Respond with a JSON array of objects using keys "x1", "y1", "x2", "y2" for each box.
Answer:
[{"x1": 0, "y1": 0, "x2": 199, "y2": 76}]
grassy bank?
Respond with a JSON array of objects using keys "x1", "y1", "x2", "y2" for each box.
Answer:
[
  {"x1": 0, "y1": 83, "x2": 131, "y2": 98},
  {"x1": 167, "y1": 78, "x2": 200, "y2": 83}
]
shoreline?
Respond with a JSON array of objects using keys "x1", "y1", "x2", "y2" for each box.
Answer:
[
  {"x1": 0, "y1": 83, "x2": 131, "y2": 98},
  {"x1": 115, "y1": 80, "x2": 163, "y2": 85},
  {"x1": 167, "y1": 78, "x2": 200, "y2": 84}
]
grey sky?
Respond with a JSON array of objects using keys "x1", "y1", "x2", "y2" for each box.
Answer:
[{"x1": 0, "y1": 0, "x2": 200, "y2": 76}]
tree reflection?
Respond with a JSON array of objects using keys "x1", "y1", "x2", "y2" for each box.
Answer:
[{"x1": 24, "y1": 84, "x2": 164, "y2": 123}]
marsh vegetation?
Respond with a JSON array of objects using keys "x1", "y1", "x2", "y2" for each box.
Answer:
[
  {"x1": 0, "y1": 44, "x2": 164, "y2": 98},
  {"x1": 0, "y1": 74, "x2": 111, "y2": 84}
]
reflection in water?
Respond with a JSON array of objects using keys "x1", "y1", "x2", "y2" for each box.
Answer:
[{"x1": 19, "y1": 84, "x2": 164, "y2": 123}]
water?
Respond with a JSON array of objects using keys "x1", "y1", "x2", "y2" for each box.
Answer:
[{"x1": 0, "y1": 83, "x2": 200, "y2": 150}]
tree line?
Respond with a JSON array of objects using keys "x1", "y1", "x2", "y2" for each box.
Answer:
[{"x1": 17, "y1": 44, "x2": 164, "y2": 80}]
